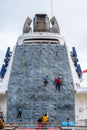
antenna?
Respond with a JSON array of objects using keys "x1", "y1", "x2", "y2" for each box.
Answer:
[{"x1": 51, "y1": 0, "x2": 53, "y2": 17}]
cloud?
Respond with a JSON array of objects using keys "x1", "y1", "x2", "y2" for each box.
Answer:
[{"x1": 0, "y1": 0, "x2": 87, "y2": 70}]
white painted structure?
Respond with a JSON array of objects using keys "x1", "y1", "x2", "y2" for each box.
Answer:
[
  {"x1": 17, "y1": 32, "x2": 65, "y2": 45},
  {"x1": 0, "y1": 46, "x2": 16, "y2": 119},
  {"x1": 0, "y1": 15, "x2": 87, "y2": 125}
]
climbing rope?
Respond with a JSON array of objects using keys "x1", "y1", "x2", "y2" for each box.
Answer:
[
  {"x1": 18, "y1": 45, "x2": 27, "y2": 120},
  {"x1": 56, "y1": 44, "x2": 59, "y2": 61}
]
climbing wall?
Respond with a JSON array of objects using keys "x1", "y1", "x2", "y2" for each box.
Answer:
[{"x1": 7, "y1": 43, "x2": 75, "y2": 122}]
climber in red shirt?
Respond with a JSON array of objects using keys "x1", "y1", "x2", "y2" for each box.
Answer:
[{"x1": 55, "y1": 77, "x2": 62, "y2": 91}]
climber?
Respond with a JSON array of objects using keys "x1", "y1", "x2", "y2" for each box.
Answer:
[
  {"x1": 44, "y1": 76, "x2": 48, "y2": 86},
  {"x1": 17, "y1": 106, "x2": 22, "y2": 119},
  {"x1": 55, "y1": 77, "x2": 62, "y2": 91}
]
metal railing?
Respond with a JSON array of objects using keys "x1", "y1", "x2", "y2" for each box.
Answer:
[{"x1": 4, "y1": 122, "x2": 87, "y2": 130}]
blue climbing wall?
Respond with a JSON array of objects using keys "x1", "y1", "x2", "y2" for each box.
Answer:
[{"x1": 7, "y1": 44, "x2": 75, "y2": 122}]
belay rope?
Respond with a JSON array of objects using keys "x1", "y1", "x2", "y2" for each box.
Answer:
[{"x1": 18, "y1": 45, "x2": 26, "y2": 120}]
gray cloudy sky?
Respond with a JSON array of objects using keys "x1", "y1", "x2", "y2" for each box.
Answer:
[{"x1": 0, "y1": 0, "x2": 87, "y2": 70}]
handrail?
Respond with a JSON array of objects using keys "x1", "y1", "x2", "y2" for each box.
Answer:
[{"x1": 5, "y1": 122, "x2": 87, "y2": 130}]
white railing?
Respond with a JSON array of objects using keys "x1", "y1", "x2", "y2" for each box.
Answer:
[{"x1": 4, "y1": 122, "x2": 87, "y2": 130}]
